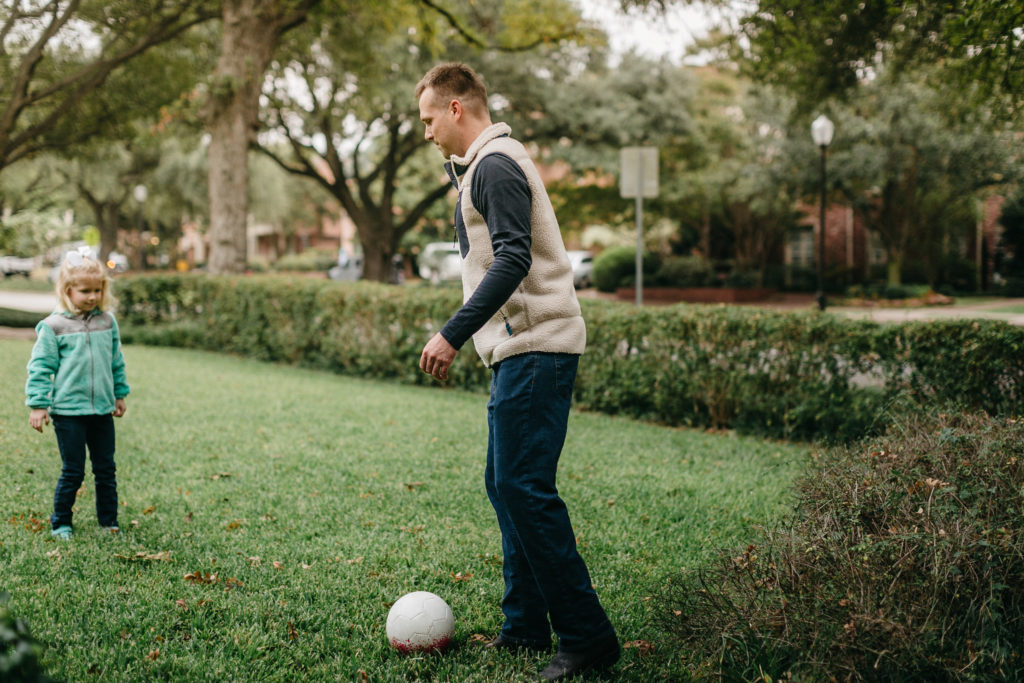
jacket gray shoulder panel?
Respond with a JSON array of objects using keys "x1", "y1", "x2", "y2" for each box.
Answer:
[{"x1": 42, "y1": 311, "x2": 113, "y2": 336}]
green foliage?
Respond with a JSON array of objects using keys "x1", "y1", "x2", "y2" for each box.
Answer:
[
  {"x1": 590, "y1": 247, "x2": 656, "y2": 293},
  {"x1": 592, "y1": 246, "x2": 634, "y2": 293},
  {"x1": 0, "y1": 594, "x2": 54, "y2": 683},
  {"x1": 652, "y1": 255, "x2": 713, "y2": 287},
  {"x1": 734, "y1": 1, "x2": 1024, "y2": 117},
  {"x1": 114, "y1": 274, "x2": 1024, "y2": 444},
  {"x1": 271, "y1": 249, "x2": 336, "y2": 273},
  {"x1": 0, "y1": 307, "x2": 44, "y2": 329},
  {"x1": 662, "y1": 411, "x2": 1024, "y2": 680}
]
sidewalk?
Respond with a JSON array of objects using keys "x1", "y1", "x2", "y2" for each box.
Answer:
[{"x1": 0, "y1": 290, "x2": 55, "y2": 313}]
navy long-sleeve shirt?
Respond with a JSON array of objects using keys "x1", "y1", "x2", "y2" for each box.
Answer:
[{"x1": 439, "y1": 152, "x2": 533, "y2": 350}]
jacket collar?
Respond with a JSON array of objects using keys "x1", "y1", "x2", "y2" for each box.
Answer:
[{"x1": 444, "y1": 122, "x2": 512, "y2": 186}]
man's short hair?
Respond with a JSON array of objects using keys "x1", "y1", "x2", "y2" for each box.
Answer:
[{"x1": 415, "y1": 62, "x2": 488, "y2": 114}]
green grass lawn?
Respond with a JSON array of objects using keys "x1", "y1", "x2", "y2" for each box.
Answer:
[
  {"x1": 1, "y1": 340, "x2": 809, "y2": 682},
  {"x1": 987, "y1": 303, "x2": 1024, "y2": 314},
  {"x1": 0, "y1": 276, "x2": 54, "y2": 292}
]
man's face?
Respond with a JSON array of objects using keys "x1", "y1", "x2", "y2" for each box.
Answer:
[{"x1": 418, "y1": 88, "x2": 459, "y2": 159}]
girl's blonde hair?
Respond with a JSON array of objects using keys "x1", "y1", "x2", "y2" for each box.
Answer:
[{"x1": 55, "y1": 250, "x2": 117, "y2": 314}]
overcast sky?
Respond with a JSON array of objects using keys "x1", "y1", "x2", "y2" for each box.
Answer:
[{"x1": 577, "y1": 0, "x2": 737, "y2": 64}]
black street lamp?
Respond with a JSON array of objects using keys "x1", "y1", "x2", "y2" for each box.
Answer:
[{"x1": 811, "y1": 114, "x2": 834, "y2": 311}]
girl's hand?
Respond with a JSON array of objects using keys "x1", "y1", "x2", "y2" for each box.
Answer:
[
  {"x1": 113, "y1": 398, "x2": 127, "y2": 418},
  {"x1": 29, "y1": 408, "x2": 50, "y2": 433}
]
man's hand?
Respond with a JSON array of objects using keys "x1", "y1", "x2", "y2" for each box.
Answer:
[
  {"x1": 420, "y1": 332, "x2": 458, "y2": 381},
  {"x1": 113, "y1": 398, "x2": 127, "y2": 418},
  {"x1": 29, "y1": 408, "x2": 50, "y2": 433}
]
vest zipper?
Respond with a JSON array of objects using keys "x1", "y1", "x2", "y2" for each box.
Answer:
[{"x1": 85, "y1": 313, "x2": 95, "y2": 412}]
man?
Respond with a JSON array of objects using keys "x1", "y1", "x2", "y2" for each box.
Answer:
[{"x1": 415, "y1": 63, "x2": 619, "y2": 681}]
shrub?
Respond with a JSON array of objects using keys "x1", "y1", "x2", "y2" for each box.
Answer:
[
  {"x1": 0, "y1": 307, "x2": 43, "y2": 328},
  {"x1": 272, "y1": 248, "x2": 336, "y2": 272},
  {"x1": 114, "y1": 274, "x2": 1024, "y2": 443},
  {"x1": 0, "y1": 593, "x2": 55, "y2": 683},
  {"x1": 591, "y1": 246, "x2": 657, "y2": 292},
  {"x1": 882, "y1": 283, "x2": 932, "y2": 300},
  {"x1": 652, "y1": 255, "x2": 713, "y2": 287},
  {"x1": 723, "y1": 268, "x2": 759, "y2": 288},
  {"x1": 661, "y1": 411, "x2": 1024, "y2": 680},
  {"x1": 591, "y1": 246, "x2": 633, "y2": 292}
]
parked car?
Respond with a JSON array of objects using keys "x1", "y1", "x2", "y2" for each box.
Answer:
[
  {"x1": 0, "y1": 254, "x2": 34, "y2": 278},
  {"x1": 567, "y1": 250, "x2": 594, "y2": 289},
  {"x1": 328, "y1": 253, "x2": 363, "y2": 282},
  {"x1": 418, "y1": 242, "x2": 462, "y2": 285}
]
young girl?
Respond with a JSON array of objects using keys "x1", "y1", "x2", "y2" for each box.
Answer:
[{"x1": 26, "y1": 246, "x2": 130, "y2": 540}]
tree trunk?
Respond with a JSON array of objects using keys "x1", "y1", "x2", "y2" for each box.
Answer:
[
  {"x1": 887, "y1": 252, "x2": 902, "y2": 286},
  {"x1": 205, "y1": 0, "x2": 315, "y2": 274}
]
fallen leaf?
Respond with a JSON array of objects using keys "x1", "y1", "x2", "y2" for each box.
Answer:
[
  {"x1": 451, "y1": 571, "x2": 473, "y2": 582},
  {"x1": 183, "y1": 571, "x2": 218, "y2": 585},
  {"x1": 45, "y1": 549, "x2": 60, "y2": 559},
  {"x1": 287, "y1": 622, "x2": 299, "y2": 641},
  {"x1": 142, "y1": 506, "x2": 156, "y2": 515},
  {"x1": 146, "y1": 649, "x2": 159, "y2": 661},
  {"x1": 116, "y1": 551, "x2": 172, "y2": 563},
  {"x1": 175, "y1": 599, "x2": 188, "y2": 609},
  {"x1": 225, "y1": 520, "x2": 242, "y2": 530},
  {"x1": 211, "y1": 472, "x2": 233, "y2": 481},
  {"x1": 623, "y1": 640, "x2": 654, "y2": 656},
  {"x1": 469, "y1": 633, "x2": 489, "y2": 644},
  {"x1": 272, "y1": 561, "x2": 283, "y2": 570},
  {"x1": 404, "y1": 482, "x2": 424, "y2": 491},
  {"x1": 224, "y1": 577, "x2": 244, "y2": 590},
  {"x1": 301, "y1": 563, "x2": 312, "y2": 570},
  {"x1": 247, "y1": 556, "x2": 260, "y2": 566},
  {"x1": 346, "y1": 556, "x2": 363, "y2": 565}
]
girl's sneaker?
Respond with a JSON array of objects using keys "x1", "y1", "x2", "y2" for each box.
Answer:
[{"x1": 51, "y1": 525, "x2": 73, "y2": 541}]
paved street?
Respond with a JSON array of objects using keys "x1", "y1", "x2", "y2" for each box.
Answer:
[{"x1": 0, "y1": 290, "x2": 56, "y2": 313}]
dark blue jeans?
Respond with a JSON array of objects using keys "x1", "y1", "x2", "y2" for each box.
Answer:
[
  {"x1": 50, "y1": 414, "x2": 118, "y2": 529},
  {"x1": 485, "y1": 352, "x2": 615, "y2": 652}
]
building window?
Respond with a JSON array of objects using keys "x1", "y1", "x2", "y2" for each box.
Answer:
[{"x1": 788, "y1": 227, "x2": 815, "y2": 267}]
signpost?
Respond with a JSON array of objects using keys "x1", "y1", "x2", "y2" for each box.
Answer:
[{"x1": 620, "y1": 147, "x2": 658, "y2": 305}]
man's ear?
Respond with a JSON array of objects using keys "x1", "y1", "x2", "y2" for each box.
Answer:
[{"x1": 449, "y1": 99, "x2": 463, "y2": 120}]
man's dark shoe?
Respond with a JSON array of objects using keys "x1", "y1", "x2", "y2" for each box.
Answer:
[
  {"x1": 485, "y1": 634, "x2": 550, "y2": 653},
  {"x1": 540, "y1": 637, "x2": 620, "y2": 680}
]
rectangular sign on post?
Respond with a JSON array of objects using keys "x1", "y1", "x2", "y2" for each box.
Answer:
[{"x1": 619, "y1": 147, "x2": 659, "y2": 198}]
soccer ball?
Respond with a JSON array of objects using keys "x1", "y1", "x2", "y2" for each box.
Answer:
[{"x1": 386, "y1": 591, "x2": 455, "y2": 653}]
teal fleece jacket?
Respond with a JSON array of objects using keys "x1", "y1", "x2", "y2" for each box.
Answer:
[{"x1": 25, "y1": 309, "x2": 130, "y2": 416}]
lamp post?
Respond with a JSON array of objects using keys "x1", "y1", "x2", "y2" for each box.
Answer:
[{"x1": 811, "y1": 114, "x2": 834, "y2": 311}]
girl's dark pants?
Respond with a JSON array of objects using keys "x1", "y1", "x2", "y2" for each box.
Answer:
[{"x1": 50, "y1": 414, "x2": 118, "y2": 529}]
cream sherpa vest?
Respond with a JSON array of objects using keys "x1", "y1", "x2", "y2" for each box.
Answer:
[{"x1": 450, "y1": 123, "x2": 586, "y2": 367}]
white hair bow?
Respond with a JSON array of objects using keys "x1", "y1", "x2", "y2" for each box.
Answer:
[{"x1": 65, "y1": 245, "x2": 93, "y2": 267}]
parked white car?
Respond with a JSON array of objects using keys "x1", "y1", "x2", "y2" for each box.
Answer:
[
  {"x1": 0, "y1": 255, "x2": 35, "y2": 278},
  {"x1": 418, "y1": 242, "x2": 462, "y2": 285},
  {"x1": 567, "y1": 250, "x2": 594, "y2": 289}
]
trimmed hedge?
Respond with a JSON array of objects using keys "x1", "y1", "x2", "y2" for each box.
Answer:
[
  {"x1": 114, "y1": 274, "x2": 1024, "y2": 442},
  {"x1": 0, "y1": 306, "x2": 45, "y2": 329}
]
